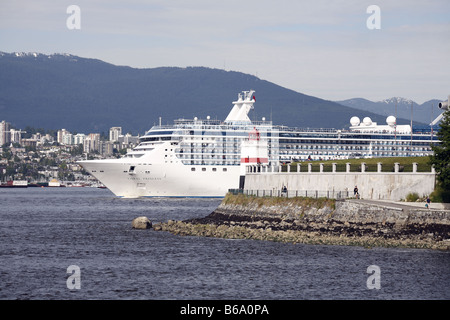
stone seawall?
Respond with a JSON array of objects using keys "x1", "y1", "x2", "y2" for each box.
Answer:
[
  {"x1": 153, "y1": 195, "x2": 450, "y2": 250},
  {"x1": 244, "y1": 171, "x2": 436, "y2": 201}
]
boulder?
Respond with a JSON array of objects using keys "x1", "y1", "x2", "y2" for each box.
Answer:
[{"x1": 132, "y1": 217, "x2": 152, "y2": 229}]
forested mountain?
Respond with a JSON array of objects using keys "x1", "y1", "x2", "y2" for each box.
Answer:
[{"x1": 0, "y1": 52, "x2": 424, "y2": 135}]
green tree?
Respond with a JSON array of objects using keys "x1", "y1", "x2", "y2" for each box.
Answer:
[
  {"x1": 58, "y1": 161, "x2": 69, "y2": 180},
  {"x1": 69, "y1": 144, "x2": 84, "y2": 156},
  {"x1": 429, "y1": 110, "x2": 450, "y2": 202},
  {"x1": 1, "y1": 148, "x2": 12, "y2": 161}
]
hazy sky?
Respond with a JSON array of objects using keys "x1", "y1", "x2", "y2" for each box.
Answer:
[{"x1": 1, "y1": 0, "x2": 449, "y2": 103}]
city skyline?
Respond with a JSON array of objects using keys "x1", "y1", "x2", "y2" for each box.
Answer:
[
  {"x1": 1, "y1": 1, "x2": 449, "y2": 104},
  {"x1": 0, "y1": 120, "x2": 139, "y2": 156}
]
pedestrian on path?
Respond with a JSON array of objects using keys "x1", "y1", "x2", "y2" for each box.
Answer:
[
  {"x1": 425, "y1": 196, "x2": 431, "y2": 209},
  {"x1": 354, "y1": 186, "x2": 359, "y2": 199}
]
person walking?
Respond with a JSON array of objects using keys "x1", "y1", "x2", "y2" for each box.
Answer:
[
  {"x1": 282, "y1": 185, "x2": 287, "y2": 197},
  {"x1": 354, "y1": 186, "x2": 359, "y2": 199}
]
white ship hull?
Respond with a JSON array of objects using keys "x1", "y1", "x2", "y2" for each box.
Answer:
[
  {"x1": 80, "y1": 161, "x2": 240, "y2": 198},
  {"x1": 79, "y1": 141, "x2": 241, "y2": 198}
]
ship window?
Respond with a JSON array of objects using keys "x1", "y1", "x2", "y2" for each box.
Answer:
[
  {"x1": 223, "y1": 168, "x2": 227, "y2": 172},
  {"x1": 212, "y1": 168, "x2": 217, "y2": 172},
  {"x1": 202, "y1": 168, "x2": 206, "y2": 171},
  {"x1": 191, "y1": 168, "x2": 195, "y2": 171}
]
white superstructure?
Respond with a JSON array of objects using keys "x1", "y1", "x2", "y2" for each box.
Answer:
[{"x1": 78, "y1": 90, "x2": 439, "y2": 198}]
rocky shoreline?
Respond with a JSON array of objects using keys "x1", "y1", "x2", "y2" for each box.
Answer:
[{"x1": 151, "y1": 194, "x2": 450, "y2": 250}]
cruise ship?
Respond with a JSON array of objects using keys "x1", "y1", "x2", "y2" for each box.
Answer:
[{"x1": 78, "y1": 90, "x2": 439, "y2": 198}]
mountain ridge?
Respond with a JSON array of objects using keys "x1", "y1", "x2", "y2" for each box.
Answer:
[
  {"x1": 0, "y1": 51, "x2": 429, "y2": 134},
  {"x1": 336, "y1": 97, "x2": 442, "y2": 125}
]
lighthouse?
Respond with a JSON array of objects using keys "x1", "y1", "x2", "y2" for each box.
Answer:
[{"x1": 239, "y1": 127, "x2": 269, "y2": 189}]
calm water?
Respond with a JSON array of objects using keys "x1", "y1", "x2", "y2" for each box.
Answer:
[{"x1": 0, "y1": 187, "x2": 448, "y2": 300}]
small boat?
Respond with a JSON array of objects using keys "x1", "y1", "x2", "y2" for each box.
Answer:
[{"x1": 48, "y1": 179, "x2": 63, "y2": 187}]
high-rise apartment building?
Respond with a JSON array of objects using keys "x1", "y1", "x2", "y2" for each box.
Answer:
[
  {"x1": 57, "y1": 129, "x2": 71, "y2": 145},
  {"x1": 83, "y1": 133, "x2": 101, "y2": 153},
  {"x1": 109, "y1": 127, "x2": 122, "y2": 142},
  {"x1": 73, "y1": 133, "x2": 86, "y2": 145},
  {"x1": 10, "y1": 129, "x2": 22, "y2": 144},
  {"x1": 0, "y1": 120, "x2": 11, "y2": 146}
]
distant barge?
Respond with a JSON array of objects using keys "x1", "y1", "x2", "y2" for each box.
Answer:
[
  {"x1": 0, "y1": 180, "x2": 28, "y2": 188},
  {"x1": 0, "y1": 180, "x2": 67, "y2": 188}
]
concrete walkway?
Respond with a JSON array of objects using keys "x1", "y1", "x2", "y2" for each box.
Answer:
[{"x1": 347, "y1": 198, "x2": 450, "y2": 211}]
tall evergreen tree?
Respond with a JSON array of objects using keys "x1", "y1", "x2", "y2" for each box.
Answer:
[{"x1": 430, "y1": 110, "x2": 450, "y2": 200}]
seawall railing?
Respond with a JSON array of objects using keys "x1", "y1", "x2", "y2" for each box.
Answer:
[
  {"x1": 246, "y1": 162, "x2": 435, "y2": 174},
  {"x1": 229, "y1": 188, "x2": 350, "y2": 199}
]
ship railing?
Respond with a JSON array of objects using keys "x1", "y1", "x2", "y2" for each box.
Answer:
[
  {"x1": 228, "y1": 188, "x2": 350, "y2": 199},
  {"x1": 275, "y1": 126, "x2": 438, "y2": 137},
  {"x1": 152, "y1": 120, "x2": 274, "y2": 130},
  {"x1": 150, "y1": 125, "x2": 177, "y2": 130},
  {"x1": 148, "y1": 122, "x2": 438, "y2": 135},
  {"x1": 274, "y1": 125, "x2": 338, "y2": 133}
]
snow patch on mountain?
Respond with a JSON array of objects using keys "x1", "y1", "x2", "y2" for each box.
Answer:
[{"x1": 381, "y1": 97, "x2": 414, "y2": 105}]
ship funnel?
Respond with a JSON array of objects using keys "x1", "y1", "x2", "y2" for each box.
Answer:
[{"x1": 225, "y1": 90, "x2": 255, "y2": 123}]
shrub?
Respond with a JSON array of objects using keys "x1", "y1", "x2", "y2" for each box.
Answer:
[
  {"x1": 405, "y1": 192, "x2": 420, "y2": 202},
  {"x1": 430, "y1": 184, "x2": 450, "y2": 203}
]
